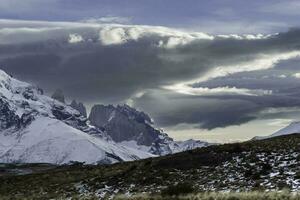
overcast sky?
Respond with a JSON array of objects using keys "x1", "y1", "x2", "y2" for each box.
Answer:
[
  {"x1": 1, "y1": 0, "x2": 300, "y2": 33},
  {"x1": 1, "y1": 0, "x2": 300, "y2": 142}
]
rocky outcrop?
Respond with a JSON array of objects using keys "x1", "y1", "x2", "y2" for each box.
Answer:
[
  {"x1": 89, "y1": 104, "x2": 159, "y2": 146},
  {"x1": 70, "y1": 100, "x2": 87, "y2": 117},
  {"x1": 0, "y1": 99, "x2": 20, "y2": 130},
  {"x1": 89, "y1": 104, "x2": 211, "y2": 155}
]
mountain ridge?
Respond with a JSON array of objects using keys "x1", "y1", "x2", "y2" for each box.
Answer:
[
  {"x1": 253, "y1": 121, "x2": 300, "y2": 140},
  {"x1": 89, "y1": 104, "x2": 210, "y2": 156},
  {"x1": 0, "y1": 69, "x2": 210, "y2": 164},
  {"x1": 0, "y1": 69, "x2": 152, "y2": 164}
]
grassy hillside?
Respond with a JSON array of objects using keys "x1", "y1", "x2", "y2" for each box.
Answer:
[
  {"x1": 115, "y1": 191, "x2": 300, "y2": 200},
  {"x1": 0, "y1": 134, "x2": 299, "y2": 199}
]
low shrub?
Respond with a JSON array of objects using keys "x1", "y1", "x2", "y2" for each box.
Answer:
[{"x1": 161, "y1": 182, "x2": 194, "y2": 196}]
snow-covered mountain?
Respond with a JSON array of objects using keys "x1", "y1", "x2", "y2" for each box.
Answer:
[
  {"x1": 89, "y1": 104, "x2": 211, "y2": 156},
  {"x1": 0, "y1": 70, "x2": 151, "y2": 164},
  {"x1": 253, "y1": 121, "x2": 300, "y2": 140},
  {"x1": 0, "y1": 69, "x2": 211, "y2": 164}
]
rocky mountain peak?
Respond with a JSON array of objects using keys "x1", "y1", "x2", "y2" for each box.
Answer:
[
  {"x1": 0, "y1": 70, "x2": 152, "y2": 164},
  {"x1": 0, "y1": 69, "x2": 211, "y2": 163},
  {"x1": 70, "y1": 100, "x2": 87, "y2": 117},
  {"x1": 89, "y1": 104, "x2": 163, "y2": 146},
  {"x1": 89, "y1": 104, "x2": 211, "y2": 155}
]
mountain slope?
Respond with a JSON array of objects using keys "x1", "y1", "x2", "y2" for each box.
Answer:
[
  {"x1": 0, "y1": 134, "x2": 299, "y2": 198},
  {"x1": 0, "y1": 117, "x2": 151, "y2": 164},
  {"x1": 253, "y1": 121, "x2": 300, "y2": 140},
  {"x1": 0, "y1": 70, "x2": 152, "y2": 164}
]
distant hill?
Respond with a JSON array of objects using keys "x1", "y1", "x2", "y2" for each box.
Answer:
[{"x1": 254, "y1": 121, "x2": 300, "y2": 140}]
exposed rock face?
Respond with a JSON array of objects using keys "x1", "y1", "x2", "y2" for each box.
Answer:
[
  {"x1": 70, "y1": 100, "x2": 87, "y2": 117},
  {"x1": 0, "y1": 99, "x2": 20, "y2": 130},
  {"x1": 89, "y1": 104, "x2": 211, "y2": 155},
  {"x1": 89, "y1": 104, "x2": 158, "y2": 146},
  {"x1": 51, "y1": 89, "x2": 65, "y2": 103}
]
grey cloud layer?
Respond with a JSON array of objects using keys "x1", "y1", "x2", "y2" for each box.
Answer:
[
  {"x1": 132, "y1": 90, "x2": 258, "y2": 130},
  {"x1": 0, "y1": 0, "x2": 299, "y2": 34},
  {"x1": 1, "y1": 20, "x2": 300, "y2": 129}
]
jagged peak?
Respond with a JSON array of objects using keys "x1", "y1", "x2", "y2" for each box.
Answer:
[
  {"x1": 116, "y1": 104, "x2": 153, "y2": 124},
  {"x1": 70, "y1": 99, "x2": 87, "y2": 117},
  {"x1": 90, "y1": 104, "x2": 157, "y2": 129},
  {"x1": 70, "y1": 99, "x2": 77, "y2": 105}
]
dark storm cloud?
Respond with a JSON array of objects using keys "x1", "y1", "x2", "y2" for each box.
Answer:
[
  {"x1": 2, "y1": 20, "x2": 300, "y2": 129},
  {"x1": 132, "y1": 84, "x2": 300, "y2": 130},
  {"x1": 132, "y1": 89, "x2": 259, "y2": 129},
  {"x1": 1, "y1": 23, "x2": 300, "y2": 100},
  {"x1": 166, "y1": 58, "x2": 300, "y2": 129}
]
